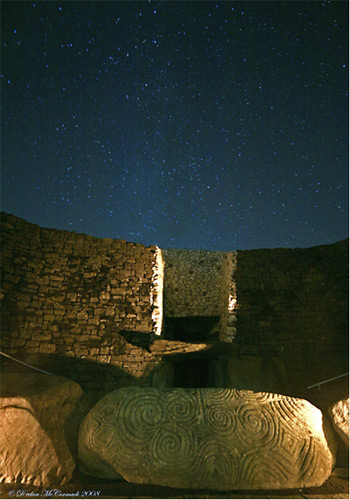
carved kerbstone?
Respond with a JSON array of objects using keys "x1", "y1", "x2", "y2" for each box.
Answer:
[{"x1": 78, "y1": 387, "x2": 336, "y2": 490}]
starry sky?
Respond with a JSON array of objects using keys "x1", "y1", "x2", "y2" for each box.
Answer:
[{"x1": 1, "y1": 1, "x2": 348, "y2": 251}]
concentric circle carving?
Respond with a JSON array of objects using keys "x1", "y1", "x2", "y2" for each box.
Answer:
[
  {"x1": 117, "y1": 388, "x2": 165, "y2": 446},
  {"x1": 78, "y1": 387, "x2": 335, "y2": 490},
  {"x1": 235, "y1": 403, "x2": 279, "y2": 449},
  {"x1": 141, "y1": 422, "x2": 197, "y2": 478},
  {"x1": 165, "y1": 388, "x2": 201, "y2": 425},
  {"x1": 205, "y1": 403, "x2": 236, "y2": 436}
]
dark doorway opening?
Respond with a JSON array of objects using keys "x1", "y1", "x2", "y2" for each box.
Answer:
[
  {"x1": 173, "y1": 358, "x2": 211, "y2": 388},
  {"x1": 164, "y1": 316, "x2": 220, "y2": 342}
]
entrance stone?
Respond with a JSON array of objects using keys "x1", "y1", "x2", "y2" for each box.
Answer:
[
  {"x1": 78, "y1": 387, "x2": 336, "y2": 490},
  {"x1": 0, "y1": 373, "x2": 86, "y2": 486}
]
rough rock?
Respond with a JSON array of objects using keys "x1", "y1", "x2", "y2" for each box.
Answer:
[
  {"x1": 329, "y1": 398, "x2": 349, "y2": 447},
  {"x1": 0, "y1": 373, "x2": 87, "y2": 486},
  {"x1": 78, "y1": 387, "x2": 336, "y2": 490}
]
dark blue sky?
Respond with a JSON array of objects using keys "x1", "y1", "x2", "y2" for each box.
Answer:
[{"x1": 1, "y1": 1, "x2": 348, "y2": 250}]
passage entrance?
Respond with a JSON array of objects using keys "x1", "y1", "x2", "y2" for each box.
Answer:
[
  {"x1": 172, "y1": 358, "x2": 210, "y2": 388},
  {"x1": 163, "y1": 316, "x2": 220, "y2": 342}
]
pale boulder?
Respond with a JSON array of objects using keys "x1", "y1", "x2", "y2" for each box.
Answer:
[
  {"x1": 0, "y1": 373, "x2": 87, "y2": 486},
  {"x1": 78, "y1": 387, "x2": 336, "y2": 490},
  {"x1": 329, "y1": 397, "x2": 349, "y2": 447}
]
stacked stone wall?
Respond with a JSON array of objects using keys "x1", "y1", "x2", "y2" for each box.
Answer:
[
  {"x1": 0, "y1": 212, "x2": 160, "y2": 390},
  {"x1": 233, "y1": 242, "x2": 349, "y2": 395},
  {"x1": 162, "y1": 249, "x2": 225, "y2": 317},
  {"x1": 1, "y1": 212, "x2": 348, "y2": 396}
]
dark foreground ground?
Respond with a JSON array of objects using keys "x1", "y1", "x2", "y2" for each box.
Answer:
[{"x1": 0, "y1": 470, "x2": 349, "y2": 500}]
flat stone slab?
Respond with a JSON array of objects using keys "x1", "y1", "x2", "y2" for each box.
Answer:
[
  {"x1": 0, "y1": 373, "x2": 86, "y2": 486},
  {"x1": 329, "y1": 398, "x2": 349, "y2": 447},
  {"x1": 78, "y1": 387, "x2": 336, "y2": 490}
]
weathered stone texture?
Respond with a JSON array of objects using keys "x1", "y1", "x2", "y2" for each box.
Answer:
[
  {"x1": 78, "y1": 387, "x2": 336, "y2": 490},
  {"x1": 329, "y1": 398, "x2": 349, "y2": 447},
  {"x1": 162, "y1": 249, "x2": 226, "y2": 317},
  {"x1": 0, "y1": 373, "x2": 87, "y2": 486},
  {"x1": 0, "y1": 212, "x2": 159, "y2": 389},
  {"x1": 232, "y1": 243, "x2": 349, "y2": 396},
  {"x1": 0, "y1": 212, "x2": 348, "y2": 395}
]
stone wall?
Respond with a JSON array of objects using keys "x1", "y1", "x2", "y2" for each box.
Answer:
[
  {"x1": 0, "y1": 212, "x2": 161, "y2": 390},
  {"x1": 0, "y1": 212, "x2": 348, "y2": 398},
  {"x1": 231, "y1": 242, "x2": 349, "y2": 397},
  {"x1": 162, "y1": 249, "x2": 225, "y2": 317}
]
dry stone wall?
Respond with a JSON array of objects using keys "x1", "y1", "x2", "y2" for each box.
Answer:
[
  {"x1": 0, "y1": 212, "x2": 348, "y2": 396},
  {"x1": 232, "y1": 242, "x2": 349, "y2": 397},
  {"x1": 162, "y1": 249, "x2": 226, "y2": 317},
  {"x1": 0, "y1": 212, "x2": 161, "y2": 390}
]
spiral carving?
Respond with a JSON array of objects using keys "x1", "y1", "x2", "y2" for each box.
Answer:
[
  {"x1": 205, "y1": 404, "x2": 236, "y2": 436},
  {"x1": 78, "y1": 386, "x2": 335, "y2": 490},
  {"x1": 117, "y1": 388, "x2": 165, "y2": 447},
  {"x1": 164, "y1": 388, "x2": 201, "y2": 425},
  {"x1": 235, "y1": 403, "x2": 279, "y2": 449},
  {"x1": 141, "y1": 422, "x2": 197, "y2": 481}
]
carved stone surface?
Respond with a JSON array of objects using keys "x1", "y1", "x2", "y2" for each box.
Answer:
[
  {"x1": 0, "y1": 373, "x2": 87, "y2": 486},
  {"x1": 329, "y1": 398, "x2": 349, "y2": 447},
  {"x1": 78, "y1": 387, "x2": 336, "y2": 490}
]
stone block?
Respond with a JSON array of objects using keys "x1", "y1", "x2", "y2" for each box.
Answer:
[
  {"x1": 329, "y1": 398, "x2": 349, "y2": 447},
  {"x1": 97, "y1": 355, "x2": 110, "y2": 363},
  {"x1": 77, "y1": 310, "x2": 89, "y2": 320},
  {"x1": 0, "y1": 373, "x2": 87, "y2": 486},
  {"x1": 78, "y1": 387, "x2": 336, "y2": 490},
  {"x1": 39, "y1": 343, "x2": 56, "y2": 354},
  {"x1": 43, "y1": 315, "x2": 55, "y2": 322},
  {"x1": 26, "y1": 341, "x2": 39, "y2": 348},
  {"x1": 11, "y1": 338, "x2": 25, "y2": 348},
  {"x1": 105, "y1": 308, "x2": 115, "y2": 316}
]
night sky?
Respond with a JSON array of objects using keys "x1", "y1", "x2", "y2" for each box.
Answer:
[{"x1": 1, "y1": 1, "x2": 348, "y2": 251}]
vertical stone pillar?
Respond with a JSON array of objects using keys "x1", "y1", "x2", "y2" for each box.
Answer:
[
  {"x1": 150, "y1": 247, "x2": 164, "y2": 336},
  {"x1": 219, "y1": 251, "x2": 238, "y2": 343}
]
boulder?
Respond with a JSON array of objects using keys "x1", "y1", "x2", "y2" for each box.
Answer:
[
  {"x1": 329, "y1": 397, "x2": 349, "y2": 447},
  {"x1": 0, "y1": 372, "x2": 87, "y2": 486},
  {"x1": 78, "y1": 387, "x2": 336, "y2": 490}
]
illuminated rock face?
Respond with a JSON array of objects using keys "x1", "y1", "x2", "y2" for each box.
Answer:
[
  {"x1": 329, "y1": 398, "x2": 349, "y2": 447},
  {"x1": 0, "y1": 373, "x2": 86, "y2": 486},
  {"x1": 78, "y1": 387, "x2": 336, "y2": 490}
]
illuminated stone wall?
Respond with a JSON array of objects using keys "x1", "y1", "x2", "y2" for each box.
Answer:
[
  {"x1": 0, "y1": 212, "x2": 161, "y2": 389},
  {"x1": 162, "y1": 248, "x2": 226, "y2": 317},
  {"x1": 0, "y1": 212, "x2": 348, "y2": 395},
  {"x1": 218, "y1": 251, "x2": 238, "y2": 343}
]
